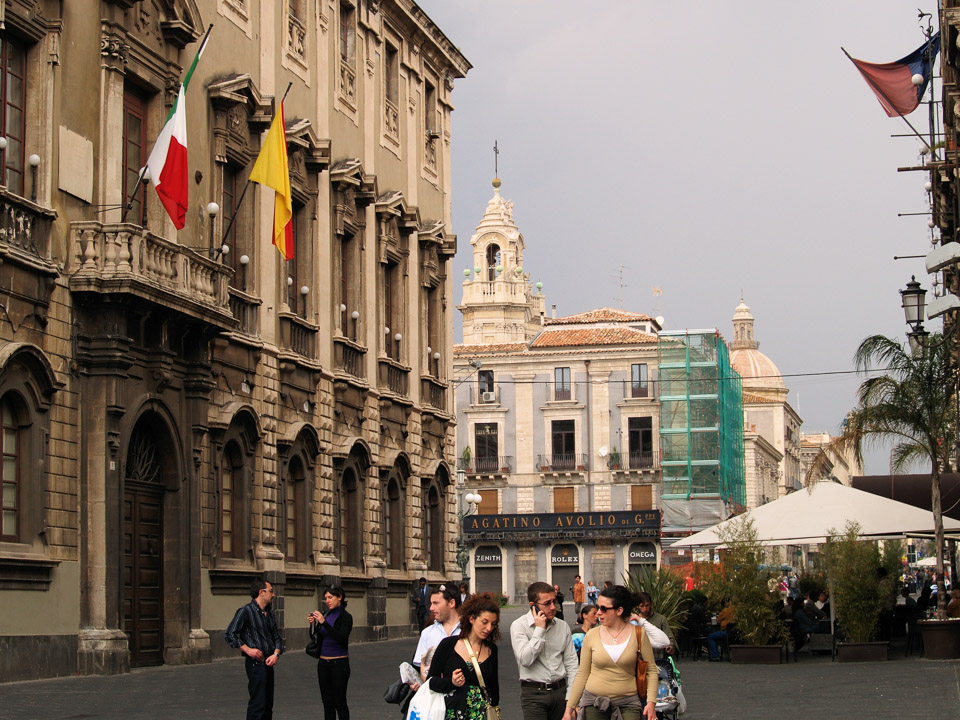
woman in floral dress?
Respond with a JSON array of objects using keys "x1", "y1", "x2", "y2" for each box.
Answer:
[{"x1": 427, "y1": 593, "x2": 500, "y2": 720}]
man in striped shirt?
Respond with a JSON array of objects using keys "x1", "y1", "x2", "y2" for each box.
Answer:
[{"x1": 225, "y1": 579, "x2": 285, "y2": 720}]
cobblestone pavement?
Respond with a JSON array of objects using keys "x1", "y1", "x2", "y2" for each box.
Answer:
[{"x1": 3, "y1": 606, "x2": 959, "y2": 719}]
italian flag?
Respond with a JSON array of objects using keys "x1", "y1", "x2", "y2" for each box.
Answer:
[{"x1": 144, "y1": 26, "x2": 212, "y2": 230}]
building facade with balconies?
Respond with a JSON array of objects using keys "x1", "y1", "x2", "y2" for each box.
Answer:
[
  {"x1": 0, "y1": 0, "x2": 468, "y2": 681},
  {"x1": 454, "y1": 180, "x2": 662, "y2": 604}
]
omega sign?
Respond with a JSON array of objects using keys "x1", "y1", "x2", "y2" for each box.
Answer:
[
  {"x1": 464, "y1": 510, "x2": 660, "y2": 538},
  {"x1": 629, "y1": 542, "x2": 657, "y2": 563}
]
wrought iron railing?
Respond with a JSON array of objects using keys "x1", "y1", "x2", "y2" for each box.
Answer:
[
  {"x1": 537, "y1": 453, "x2": 588, "y2": 472},
  {"x1": 457, "y1": 456, "x2": 513, "y2": 474},
  {"x1": 628, "y1": 451, "x2": 657, "y2": 469}
]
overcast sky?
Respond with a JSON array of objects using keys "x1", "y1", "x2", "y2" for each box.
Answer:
[{"x1": 418, "y1": 1, "x2": 941, "y2": 474}]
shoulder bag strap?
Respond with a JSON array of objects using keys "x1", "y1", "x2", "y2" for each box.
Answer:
[
  {"x1": 462, "y1": 638, "x2": 488, "y2": 691},
  {"x1": 634, "y1": 625, "x2": 649, "y2": 699}
]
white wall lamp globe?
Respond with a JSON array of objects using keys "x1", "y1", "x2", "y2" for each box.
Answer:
[{"x1": 912, "y1": 73, "x2": 925, "y2": 86}]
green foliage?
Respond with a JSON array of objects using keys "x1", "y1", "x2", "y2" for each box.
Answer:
[
  {"x1": 609, "y1": 447, "x2": 622, "y2": 468},
  {"x1": 461, "y1": 446, "x2": 471, "y2": 462},
  {"x1": 824, "y1": 521, "x2": 884, "y2": 643},
  {"x1": 623, "y1": 565, "x2": 687, "y2": 634},
  {"x1": 492, "y1": 591, "x2": 508, "y2": 608},
  {"x1": 702, "y1": 516, "x2": 785, "y2": 646},
  {"x1": 797, "y1": 568, "x2": 828, "y2": 597},
  {"x1": 827, "y1": 333, "x2": 958, "y2": 618}
]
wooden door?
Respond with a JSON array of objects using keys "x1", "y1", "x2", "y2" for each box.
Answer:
[{"x1": 123, "y1": 484, "x2": 164, "y2": 667}]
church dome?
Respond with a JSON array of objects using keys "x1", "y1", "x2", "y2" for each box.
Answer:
[
  {"x1": 730, "y1": 348, "x2": 786, "y2": 391},
  {"x1": 729, "y1": 299, "x2": 786, "y2": 395}
]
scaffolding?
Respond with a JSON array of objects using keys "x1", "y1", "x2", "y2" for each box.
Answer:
[{"x1": 658, "y1": 330, "x2": 745, "y2": 531}]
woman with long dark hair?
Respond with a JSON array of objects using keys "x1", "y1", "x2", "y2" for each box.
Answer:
[
  {"x1": 572, "y1": 605, "x2": 599, "y2": 657},
  {"x1": 563, "y1": 585, "x2": 657, "y2": 720},
  {"x1": 427, "y1": 593, "x2": 500, "y2": 720},
  {"x1": 308, "y1": 586, "x2": 353, "y2": 720}
]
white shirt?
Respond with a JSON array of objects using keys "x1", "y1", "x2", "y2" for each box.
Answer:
[
  {"x1": 602, "y1": 641, "x2": 627, "y2": 663},
  {"x1": 634, "y1": 617, "x2": 671, "y2": 649},
  {"x1": 413, "y1": 620, "x2": 460, "y2": 667},
  {"x1": 510, "y1": 611, "x2": 579, "y2": 698}
]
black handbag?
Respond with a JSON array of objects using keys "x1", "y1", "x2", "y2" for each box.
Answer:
[
  {"x1": 305, "y1": 623, "x2": 322, "y2": 659},
  {"x1": 384, "y1": 677, "x2": 412, "y2": 705}
]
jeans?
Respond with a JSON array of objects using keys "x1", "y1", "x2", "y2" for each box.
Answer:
[
  {"x1": 520, "y1": 685, "x2": 567, "y2": 720},
  {"x1": 244, "y1": 658, "x2": 275, "y2": 720},
  {"x1": 707, "y1": 630, "x2": 728, "y2": 659},
  {"x1": 317, "y1": 657, "x2": 351, "y2": 720}
]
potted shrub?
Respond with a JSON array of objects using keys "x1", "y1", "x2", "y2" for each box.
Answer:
[
  {"x1": 608, "y1": 446, "x2": 622, "y2": 471},
  {"x1": 703, "y1": 516, "x2": 785, "y2": 664},
  {"x1": 460, "y1": 446, "x2": 472, "y2": 473},
  {"x1": 824, "y1": 521, "x2": 889, "y2": 662},
  {"x1": 624, "y1": 564, "x2": 687, "y2": 640}
]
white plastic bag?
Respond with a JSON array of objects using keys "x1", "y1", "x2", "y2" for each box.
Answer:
[{"x1": 406, "y1": 681, "x2": 446, "y2": 720}]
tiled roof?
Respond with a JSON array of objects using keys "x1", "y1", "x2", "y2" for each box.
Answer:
[
  {"x1": 530, "y1": 326, "x2": 658, "y2": 348},
  {"x1": 453, "y1": 342, "x2": 528, "y2": 356},
  {"x1": 545, "y1": 308, "x2": 653, "y2": 325}
]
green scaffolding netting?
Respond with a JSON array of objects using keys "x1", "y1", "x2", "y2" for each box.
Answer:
[{"x1": 658, "y1": 331, "x2": 745, "y2": 507}]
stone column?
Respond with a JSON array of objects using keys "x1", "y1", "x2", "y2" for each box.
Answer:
[
  {"x1": 590, "y1": 540, "x2": 616, "y2": 589},
  {"x1": 513, "y1": 541, "x2": 538, "y2": 605}
]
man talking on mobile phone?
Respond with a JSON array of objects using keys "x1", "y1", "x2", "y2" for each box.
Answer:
[{"x1": 510, "y1": 581, "x2": 579, "y2": 720}]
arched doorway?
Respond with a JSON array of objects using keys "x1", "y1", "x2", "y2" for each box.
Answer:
[
  {"x1": 550, "y1": 544, "x2": 580, "y2": 604},
  {"x1": 121, "y1": 412, "x2": 179, "y2": 667}
]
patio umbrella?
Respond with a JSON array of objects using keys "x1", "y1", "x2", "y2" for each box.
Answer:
[{"x1": 671, "y1": 481, "x2": 960, "y2": 548}]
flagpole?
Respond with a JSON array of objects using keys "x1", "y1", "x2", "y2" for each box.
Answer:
[
  {"x1": 842, "y1": 47, "x2": 933, "y2": 151},
  {"x1": 119, "y1": 169, "x2": 147, "y2": 224},
  {"x1": 218, "y1": 82, "x2": 295, "y2": 250}
]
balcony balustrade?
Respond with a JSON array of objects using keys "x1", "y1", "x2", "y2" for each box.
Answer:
[
  {"x1": 421, "y1": 376, "x2": 447, "y2": 411},
  {"x1": 279, "y1": 312, "x2": 318, "y2": 360},
  {"x1": 378, "y1": 357, "x2": 409, "y2": 396},
  {"x1": 457, "y1": 456, "x2": 513, "y2": 474},
  {"x1": 69, "y1": 221, "x2": 234, "y2": 329},
  {"x1": 334, "y1": 337, "x2": 366, "y2": 380},
  {"x1": 537, "y1": 453, "x2": 588, "y2": 472},
  {"x1": 0, "y1": 188, "x2": 56, "y2": 273},
  {"x1": 622, "y1": 380, "x2": 656, "y2": 399},
  {"x1": 228, "y1": 288, "x2": 260, "y2": 336}
]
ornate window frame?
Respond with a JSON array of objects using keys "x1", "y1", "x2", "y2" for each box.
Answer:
[
  {"x1": 0, "y1": 343, "x2": 60, "y2": 589},
  {"x1": 278, "y1": 425, "x2": 320, "y2": 567},
  {"x1": 210, "y1": 409, "x2": 261, "y2": 567},
  {"x1": 336, "y1": 445, "x2": 368, "y2": 570}
]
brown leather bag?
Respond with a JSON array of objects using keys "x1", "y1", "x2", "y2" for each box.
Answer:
[{"x1": 634, "y1": 625, "x2": 649, "y2": 699}]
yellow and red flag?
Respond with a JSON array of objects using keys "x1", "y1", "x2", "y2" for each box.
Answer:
[{"x1": 249, "y1": 101, "x2": 293, "y2": 259}]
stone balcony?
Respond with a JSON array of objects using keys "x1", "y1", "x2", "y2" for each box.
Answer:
[
  {"x1": 0, "y1": 187, "x2": 57, "y2": 276},
  {"x1": 69, "y1": 222, "x2": 236, "y2": 331}
]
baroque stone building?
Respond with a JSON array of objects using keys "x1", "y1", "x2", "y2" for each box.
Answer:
[
  {"x1": 454, "y1": 181, "x2": 661, "y2": 603},
  {"x1": 0, "y1": 0, "x2": 468, "y2": 681},
  {"x1": 729, "y1": 299, "x2": 803, "y2": 504}
]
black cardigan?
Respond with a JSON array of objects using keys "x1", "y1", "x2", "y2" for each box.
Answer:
[
  {"x1": 428, "y1": 634, "x2": 499, "y2": 708},
  {"x1": 313, "y1": 607, "x2": 353, "y2": 656}
]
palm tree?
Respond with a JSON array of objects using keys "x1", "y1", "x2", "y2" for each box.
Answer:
[{"x1": 832, "y1": 333, "x2": 956, "y2": 618}]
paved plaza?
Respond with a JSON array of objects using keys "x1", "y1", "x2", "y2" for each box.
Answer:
[{"x1": 3, "y1": 607, "x2": 959, "y2": 720}]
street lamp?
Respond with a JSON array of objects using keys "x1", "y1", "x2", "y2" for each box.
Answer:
[
  {"x1": 456, "y1": 469, "x2": 482, "y2": 582},
  {"x1": 901, "y1": 275, "x2": 926, "y2": 332}
]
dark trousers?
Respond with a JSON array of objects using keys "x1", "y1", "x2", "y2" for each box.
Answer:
[
  {"x1": 244, "y1": 658, "x2": 275, "y2": 720},
  {"x1": 317, "y1": 657, "x2": 351, "y2": 720},
  {"x1": 520, "y1": 685, "x2": 567, "y2": 720},
  {"x1": 416, "y1": 606, "x2": 428, "y2": 630}
]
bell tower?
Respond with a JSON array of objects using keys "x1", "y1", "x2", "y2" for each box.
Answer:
[{"x1": 459, "y1": 178, "x2": 545, "y2": 344}]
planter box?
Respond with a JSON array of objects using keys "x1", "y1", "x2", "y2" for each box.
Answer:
[
  {"x1": 837, "y1": 641, "x2": 888, "y2": 662},
  {"x1": 729, "y1": 644, "x2": 782, "y2": 664},
  {"x1": 918, "y1": 619, "x2": 960, "y2": 659}
]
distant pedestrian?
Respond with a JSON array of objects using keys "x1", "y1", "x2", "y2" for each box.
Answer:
[
  {"x1": 586, "y1": 581, "x2": 599, "y2": 605},
  {"x1": 684, "y1": 573, "x2": 696, "y2": 592},
  {"x1": 309, "y1": 586, "x2": 353, "y2": 720},
  {"x1": 571, "y1": 575, "x2": 586, "y2": 614},
  {"x1": 511, "y1": 581, "x2": 579, "y2": 720},
  {"x1": 225, "y1": 579, "x2": 284, "y2": 720},
  {"x1": 553, "y1": 585, "x2": 566, "y2": 621},
  {"x1": 412, "y1": 577, "x2": 431, "y2": 630},
  {"x1": 459, "y1": 582, "x2": 469, "y2": 605}
]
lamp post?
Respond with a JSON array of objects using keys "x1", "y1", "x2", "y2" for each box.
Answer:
[
  {"x1": 456, "y1": 468, "x2": 481, "y2": 583},
  {"x1": 901, "y1": 275, "x2": 930, "y2": 353}
]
